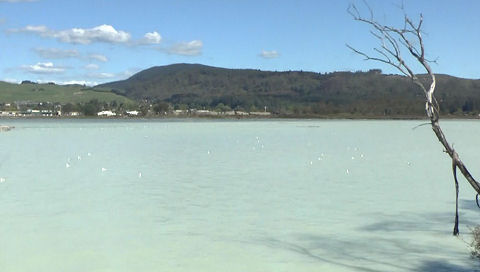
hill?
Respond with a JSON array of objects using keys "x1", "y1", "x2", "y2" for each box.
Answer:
[
  {"x1": 0, "y1": 81, "x2": 134, "y2": 105},
  {"x1": 97, "y1": 64, "x2": 480, "y2": 117}
]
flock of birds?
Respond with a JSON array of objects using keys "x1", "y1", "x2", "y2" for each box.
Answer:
[
  {"x1": 65, "y1": 152, "x2": 91, "y2": 169},
  {"x1": 0, "y1": 135, "x2": 415, "y2": 185},
  {"x1": 64, "y1": 152, "x2": 143, "y2": 179}
]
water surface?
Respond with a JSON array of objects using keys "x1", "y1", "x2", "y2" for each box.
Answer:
[{"x1": 0, "y1": 119, "x2": 479, "y2": 271}]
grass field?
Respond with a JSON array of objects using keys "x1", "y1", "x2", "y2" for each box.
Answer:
[{"x1": 0, "y1": 81, "x2": 135, "y2": 105}]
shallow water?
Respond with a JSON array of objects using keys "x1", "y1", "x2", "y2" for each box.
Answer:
[{"x1": 0, "y1": 119, "x2": 479, "y2": 271}]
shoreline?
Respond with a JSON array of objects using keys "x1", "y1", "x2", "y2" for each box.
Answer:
[{"x1": 0, "y1": 114, "x2": 479, "y2": 121}]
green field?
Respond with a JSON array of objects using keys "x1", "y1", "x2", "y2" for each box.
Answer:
[{"x1": 0, "y1": 81, "x2": 135, "y2": 105}]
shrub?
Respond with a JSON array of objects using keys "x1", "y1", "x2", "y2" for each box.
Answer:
[{"x1": 470, "y1": 226, "x2": 480, "y2": 259}]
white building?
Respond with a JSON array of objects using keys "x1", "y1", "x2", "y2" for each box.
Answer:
[
  {"x1": 97, "y1": 110, "x2": 116, "y2": 117},
  {"x1": 173, "y1": 110, "x2": 187, "y2": 115},
  {"x1": 249, "y1": 111, "x2": 271, "y2": 116},
  {"x1": 126, "y1": 110, "x2": 139, "y2": 116}
]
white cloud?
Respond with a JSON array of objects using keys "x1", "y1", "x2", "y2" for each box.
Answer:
[
  {"x1": 34, "y1": 79, "x2": 98, "y2": 86},
  {"x1": 21, "y1": 62, "x2": 65, "y2": 74},
  {"x1": 11, "y1": 24, "x2": 131, "y2": 44},
  {"x1": 140, "y1": 31, "x2": 162, "y2": 45},
  {"x1": 167, "y1": 40, "x2": 203, "y2": 56},
  {"x1": 84, "y1": 63, "x2": 99, "y2": 70},
  {"x1": 11, "y1": 24, "x2": 165, "y2": 47},
  {"x1": 2, "y1": 78, "x2": 20, "y2": 84},
  {"x1": 60, "y1": 80, "x2": 97, "y2": 86},
  {"x1": 83, "y1": 68, "x2": 139, "y2": 83},
  {"x1": 88, "y1": 54, "x2": 108, "y2": 62},
  {"x1": 34, "y1": 48, "x2": 79, "y2": 59},
  {"x1": 17, "y1": 25, "x2": 48, "y2": 33},
  {"x1": 56, "y1": 24, "x2": 131, "y2": 44},
  {"x1": 87, "y1": 72, "x2": 116, "y2": 79},
  {"x1": 259, "y1": 50, "x2": 280, "y2": 59}
]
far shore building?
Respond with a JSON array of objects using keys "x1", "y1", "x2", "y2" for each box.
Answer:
[
  {"x1": 249, "y1": 111, "x2": 271, "y2": 116},
  {"x1": 195, "y1": 110, "x2": 218, "y2": 116},
  {"x1": 65, "y1": 111, "x2": 80, "y2": 116},
  {"x1": 97, "y1": 110, "x2": 116, "y2": 117},
  {"x1": 125, "y1": 110, "x2": 139, "y2": 116},
  {"x1": 173, "y1": 110, "x2": 187, "y2": 115},
  {"x1": 0, "y1": 111, "x2": 18, "y2": 117},
  {"x1": 235, "y1": 111, "x2": 249, "y2": 116}
]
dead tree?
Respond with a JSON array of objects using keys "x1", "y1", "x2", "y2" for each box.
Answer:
[{"x1": 347, "y1": 2, "x2": 480, "y2": 235}]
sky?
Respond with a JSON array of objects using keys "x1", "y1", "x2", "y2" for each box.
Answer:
[{"x1": 0, "y1": 0, "x2": 480, "y2": 85}]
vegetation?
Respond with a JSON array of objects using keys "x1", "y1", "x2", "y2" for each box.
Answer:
[
  {"x1": 0, "y1": 81, "x2": 134, "y2": 105},
  {"x1": 471, "y1": 226, "x2": 480, "y2": 259},
  {"x1": 0, "y1": 81, "x2": 137, "y2": 116},
  {"x1": 2, "y1": 64, "x2": 480, "y2": 118},
  {"x1": 98, "y1": 63, "x2": 480, "y2": 118}
]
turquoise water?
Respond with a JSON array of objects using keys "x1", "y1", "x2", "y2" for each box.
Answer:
[{"x1": 0, "y1": 119, "x2": 479, "y2": 271}]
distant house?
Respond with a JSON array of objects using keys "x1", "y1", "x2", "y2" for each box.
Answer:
[
  {"x1": 0, "y1": 111, "x2": 18, "y2": 117},
  {"x1": 23, "y1": 109, "x2": 42, "y2": 116},
  {"x1": 173, "y1": 110, "x2": 187, "y2": 115},
  {"x1": 250, "y1": 111, "x2": 271, "y2": 116},
  {"x1": 195, "y1": 110, "x2": 218, "y2": 116},
  {"x1": 97, "y1": 110, "x2": 116, "y2": 117},
  {"x1": 41, "y1": 110, "x2": 53, "y2": 116},
  {"x1": 125, "y1": 110, "x2": 139, "y2": 116}
]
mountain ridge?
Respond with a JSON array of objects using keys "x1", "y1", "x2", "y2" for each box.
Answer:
[{"x1": 97, "y1": 63, "x2": 480, "y2": 116}]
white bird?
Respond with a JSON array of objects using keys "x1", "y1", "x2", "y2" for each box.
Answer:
[
  {"x1": 77, "y1": 155, "x2": 81, "y2": 160},
  {"x1": 346, "y1": 169, "x2": 350, "y2": 174},
  {"x1": 66, "y1": 162, "x2": 70, "y2": 168},
  {"x1": 101, "y1": 167, "x2": 107, "y2": 172},
  {"x1": 0, "y1": 177, "x2": 5, "y2": 183},
  {"x1": 138, "y1": 172, "x2": 142, "y2": 178},
  {"x1": 87, "y1": 152, "x2": 92, "y2": 157}
]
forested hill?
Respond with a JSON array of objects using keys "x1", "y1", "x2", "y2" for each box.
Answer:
[{"x1": 97, "y1": 63, "x2": 480, "y2": 117}]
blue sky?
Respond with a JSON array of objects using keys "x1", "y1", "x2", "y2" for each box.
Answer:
[{"x1": 1, "y1": 0, "x2": 479, "y2": 85}]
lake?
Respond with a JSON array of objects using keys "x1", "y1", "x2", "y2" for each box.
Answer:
[{"x1": 0, "y1": 119, "x2": 479, "y2": 272}]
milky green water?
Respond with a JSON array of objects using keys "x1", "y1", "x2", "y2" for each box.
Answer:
[{"x1": 0, "y1": 119, "x2": 479, "y2": 271}]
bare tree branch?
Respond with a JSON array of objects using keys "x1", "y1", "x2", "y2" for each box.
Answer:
[{"x1": 348, "y1": 2, "x2": 480, "y2": 236}]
